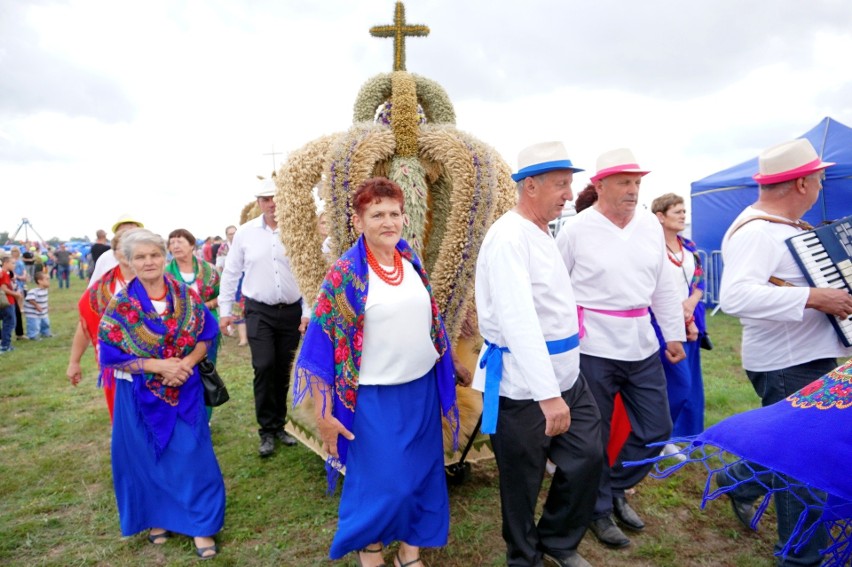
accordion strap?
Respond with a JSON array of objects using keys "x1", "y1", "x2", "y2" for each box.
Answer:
[
  {"x1": 729, "y1": 215, "x2": 814, "y2": 289},
  {"x1": 728, "y1": 215, "x2": 815, "y2": 238}
]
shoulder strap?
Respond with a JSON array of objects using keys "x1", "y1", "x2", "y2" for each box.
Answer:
[{"x1": 728, "y1": 215, "x2": 814, "y2": 239}]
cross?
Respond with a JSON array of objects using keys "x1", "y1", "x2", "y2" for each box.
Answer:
[
  {"x1": 369, "y1": 1, "x2": 429, "y2": 71},
  {"x1": 263, "y1": 145, "x2": 284, "y2": 171}
]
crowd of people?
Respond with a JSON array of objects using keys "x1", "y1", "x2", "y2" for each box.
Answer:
[{"x1": 3, "y1": 134, "x2": 849, "y2": 566}]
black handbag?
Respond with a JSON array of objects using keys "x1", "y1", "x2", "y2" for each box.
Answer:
[
  {"x1": 699, "y1": 333, "x2": 714, "y2": 351},
  {"x1": 198, "y1": 358, "x2": 230, "y2": 407}
]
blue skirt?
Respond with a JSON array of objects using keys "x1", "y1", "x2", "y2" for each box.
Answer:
[
  {"x1": 329, "y1": 369, "x2": 449, "y2": 559},
  {"x1": 661, "y1": 339, "x2": 704, "y2": 437},
  {"x1": 111, "y1": 379, "x2": 226, "y2": 537}
]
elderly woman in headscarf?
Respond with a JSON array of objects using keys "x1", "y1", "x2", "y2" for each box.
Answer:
[
  {"x1": 98, "y1": 229, "x2": 224, "y2": 560},
  {"x1": 294, "y1": 177, "x2": 458, "y2": 567}
]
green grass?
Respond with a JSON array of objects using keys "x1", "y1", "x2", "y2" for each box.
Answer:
[{"x1": 0, "y1": 286, "x2": 780, "y2": 566}]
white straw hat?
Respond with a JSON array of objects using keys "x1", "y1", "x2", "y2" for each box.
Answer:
[
  {"x1": 511, "y1": 141, "x2": 584, "y2": 182},
  {"x1": 753, "y1": 139, "x2": 834, "y2": 184},
  {"x1": 590, "y1": 148, "x2": 650, "y2": 183}
]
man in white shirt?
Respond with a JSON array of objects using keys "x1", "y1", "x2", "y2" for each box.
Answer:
[
  {"x1": 555, "y1": 148, "x2": 685, "y2": 549},
  {"x1": 474, "y1": 142, "x2": 603, "y2": 567},
  {"x1": 718, "y1": 138, "x2": 852, "y2": 567},
  {"x1": 219, "y1": 178, "x2": 310, "y2": 457}
]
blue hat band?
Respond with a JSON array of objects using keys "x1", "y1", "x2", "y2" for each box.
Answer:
[{"x1": 511, "y1": 159, "x2": 584, "y2": 182}]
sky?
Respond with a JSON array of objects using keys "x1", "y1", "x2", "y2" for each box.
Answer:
[{"x1": 3, "y1": 0, "x2": 852, "y2": 242}]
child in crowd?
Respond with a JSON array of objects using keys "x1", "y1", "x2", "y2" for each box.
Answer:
[
  {"x1": 24, "y1": 272, "x2": 53, "y2": 340},
  {"x1": 1, "y1": 255, "x2": 23, "y2": 353}
]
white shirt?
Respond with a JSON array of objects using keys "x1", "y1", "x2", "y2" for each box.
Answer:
[
  {"x1": 556, "y1": 207, "x2": 685, "y2": 360},
  {"x1": 720, "y1": 205, "x2": 851, "y2": 371},
  {"x1": 219, "y1": 215, "x2": 309, "y2": 318},
  {"x1": 472, "y1": 211, "x2": 580, "y2": 401},
  {"x1": 359, "y1": 259, "x2": 439, "y2": 385},
  {"x1": 663, "y1": 242, "x2": 696, "y2": 301},
  {"x1": 88, "y1": 250, "x2": 119, "y2": 289}
]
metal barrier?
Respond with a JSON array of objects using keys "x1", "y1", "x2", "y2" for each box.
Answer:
[{"x1": 699, "y1": 249, "x2": 724, "y2": 306}]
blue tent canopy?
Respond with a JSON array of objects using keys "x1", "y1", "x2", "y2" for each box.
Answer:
[{"x1": 691, "y1": 117, "x2": 852, "y2": 254}]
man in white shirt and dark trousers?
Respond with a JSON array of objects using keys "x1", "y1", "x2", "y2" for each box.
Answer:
[
  {"x1": 718, "y1": 139, "x2": 852, "y2": 567},
  {"x1": 219, "y1": 178, "x2": 310, "y2": 457},
  {"x1": 555, "y1": 148, "x2": 685, "y2": 550},
  {"x1": 474, "y1": 142, "x2": 603, "y2": 567}
]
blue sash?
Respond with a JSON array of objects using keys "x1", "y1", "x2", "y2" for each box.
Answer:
[{"x1": 479, "y1": 334, "x2": 580, "y2": 434}]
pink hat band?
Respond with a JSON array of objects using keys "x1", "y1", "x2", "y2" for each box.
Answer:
[
  {"x1": 590, "y1": 163, "x2": 648, "y2": 183},
  {"x1": 752, "y1": 157, "x2": 831, "y2": 185}
]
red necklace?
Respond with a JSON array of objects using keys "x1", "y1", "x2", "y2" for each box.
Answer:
[
  {"x1": 149, "y1": 287, "x2": 168, "y2": 301},
  {"x1": 366, "y1": 243, "x2": 404, "y2": 286},
  {"x1": 666, "y1": 239, "x2": 684, "y2": 267}
]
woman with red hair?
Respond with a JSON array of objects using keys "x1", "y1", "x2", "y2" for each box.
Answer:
[{"x1": 295, "y1": 178, "x2": 458, "y2": 567}]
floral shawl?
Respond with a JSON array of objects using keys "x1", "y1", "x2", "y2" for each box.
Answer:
[
  {"x1": 165, "y1": 256, "x2": 219, "y2": 315},
  {"x1": 294, "y1": 236, "x2": 459, "y2": 491},
  {"x1": 98, "y1": 276, "x2": 217, "y2": 457}
]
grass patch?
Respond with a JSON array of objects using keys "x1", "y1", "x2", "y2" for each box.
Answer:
[{"x1": 0, "y1": 287, "x2": 781, "y2": 565}]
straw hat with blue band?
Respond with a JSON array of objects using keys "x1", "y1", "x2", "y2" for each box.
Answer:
[{"x1": 511, "y1": 141, "x2": 584, "y2": 182}]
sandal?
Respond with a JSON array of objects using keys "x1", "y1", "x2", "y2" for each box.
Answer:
[
  {"x1": 356, "y1": 544, "x2": 385, "y2": 567},
  {"x1": 195, "y1": 543, "x2": 219, "y2": 560},
  {"x1": 147, "y1": 529, "x2": 171, "y2": 545},
  {"x1": 395, "y1": 551, "x2": 423, "y2": 567}
]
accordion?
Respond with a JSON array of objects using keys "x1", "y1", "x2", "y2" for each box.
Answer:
[{"x1": 786, "y1": 215, "x2": 852, "y2": 347}]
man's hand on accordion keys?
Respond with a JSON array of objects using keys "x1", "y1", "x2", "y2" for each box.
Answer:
[{"x1": 806, "y1": 287, "x2": 852, "y2": 319}]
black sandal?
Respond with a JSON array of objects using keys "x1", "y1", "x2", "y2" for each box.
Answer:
[
  {"x1": 395, "y1": 551, "x2": 423, "y2": 567},
  {"x1": 356, "y1": 544, "x2": 385, "y2": 567},
  {"x1": 147, "y1": 529, "x2": 171, "y2": 545},
  {"x1": 195, "y1": 543, "x2": 219, "y2": 560}
]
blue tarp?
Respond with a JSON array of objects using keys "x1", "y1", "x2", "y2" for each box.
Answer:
[{"x1": 691, "y1": 117, "x2": 852, "y2": 254}]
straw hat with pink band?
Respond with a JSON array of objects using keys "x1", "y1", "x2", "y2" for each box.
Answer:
[
  {"x1": 590, "y1": 148, "x2": 651, "y2": 183},
  {"x1": 752, "y1": 138, "x2": 834, "y2": 185}
]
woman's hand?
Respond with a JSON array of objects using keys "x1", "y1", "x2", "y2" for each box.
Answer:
[
  {"x1": 453, "y1": 352, "x2": 472, "y2": 387},
  {"x1": 686, "y1": 321, "x2": 699, "y2": 342},
  {"x1": 66, "y1": 361, "x2": 83, "y2": 386},
  {"x1": 155, "y1": 358, "x2": 191, "y2": 387},
  {"x1": 316, "y1": 414, "x2": 354, "y2": 459}
]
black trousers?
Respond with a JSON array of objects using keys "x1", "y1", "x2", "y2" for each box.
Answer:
[
  {"x1": 490, "y1": 373, "x2": 603, "y2": 566},
  {"x1": 580, "y1": 353, "x2": 673, "y2": 519},
  {"x1": 244, "y1": 297, "x2": 302, "y2": 437},
  {"x1": 14, "y1": 300, "x2": 23, "y2": 337}
]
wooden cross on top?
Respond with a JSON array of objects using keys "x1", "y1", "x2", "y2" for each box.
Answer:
[{"x1": 369, "y1": 1, "x2": 429, "y2": 71}]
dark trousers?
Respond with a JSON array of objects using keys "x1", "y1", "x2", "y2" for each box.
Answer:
[
  {"x1": 727, "y1": 358, "x2": 836, "y2": 567},
  {"x1": 490, "y1": 373, "x2": 603, "y2": 566},
  {"x1": 14, "y1": 299, "x2": 23, "y2": 338},
  {"x1": 580, "y1": 353, "x2": 673, "y2": 519},
  {"x1": 244, "y1": 297, "x2": 302, "y2": 437},
  {"x1": 57, "y1": 265, "x2": 70, "y2": 288}
]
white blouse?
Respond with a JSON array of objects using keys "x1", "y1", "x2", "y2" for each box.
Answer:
[{"x1": 358, "y1": 258, "x2": 439, "y2": 386}]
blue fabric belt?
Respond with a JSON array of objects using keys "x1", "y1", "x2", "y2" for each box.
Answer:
[{"x1": 479, "y1": 334, "x2": 580, "y2": 435}]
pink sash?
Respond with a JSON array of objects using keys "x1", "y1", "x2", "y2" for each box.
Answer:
[{"x1": 577, "y1": 306, "x2": 649, "y2": 338}]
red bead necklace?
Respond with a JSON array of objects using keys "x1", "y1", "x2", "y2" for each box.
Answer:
[
  {"x1": 666, "y1": 239, "x2": 684, "y2": 267},
  {"x1": 366, "y1": 243, "x2": 404, "y2": 286},
  {"x1": 148, "y1": 286, "x2": 169, "y2": 302}
]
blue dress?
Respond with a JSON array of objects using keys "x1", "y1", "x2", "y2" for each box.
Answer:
[{"x1": 329, "y1": 369, "x2": 449, "y2": 558}]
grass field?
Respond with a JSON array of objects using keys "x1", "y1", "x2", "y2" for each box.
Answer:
[{"x1": 0, "y1": 285, "x2": 783, "y2": 566}]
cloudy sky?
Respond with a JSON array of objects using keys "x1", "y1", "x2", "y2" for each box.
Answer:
[{"x1": 3, "y1": 0, "x2": 852, "y2": 242}]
